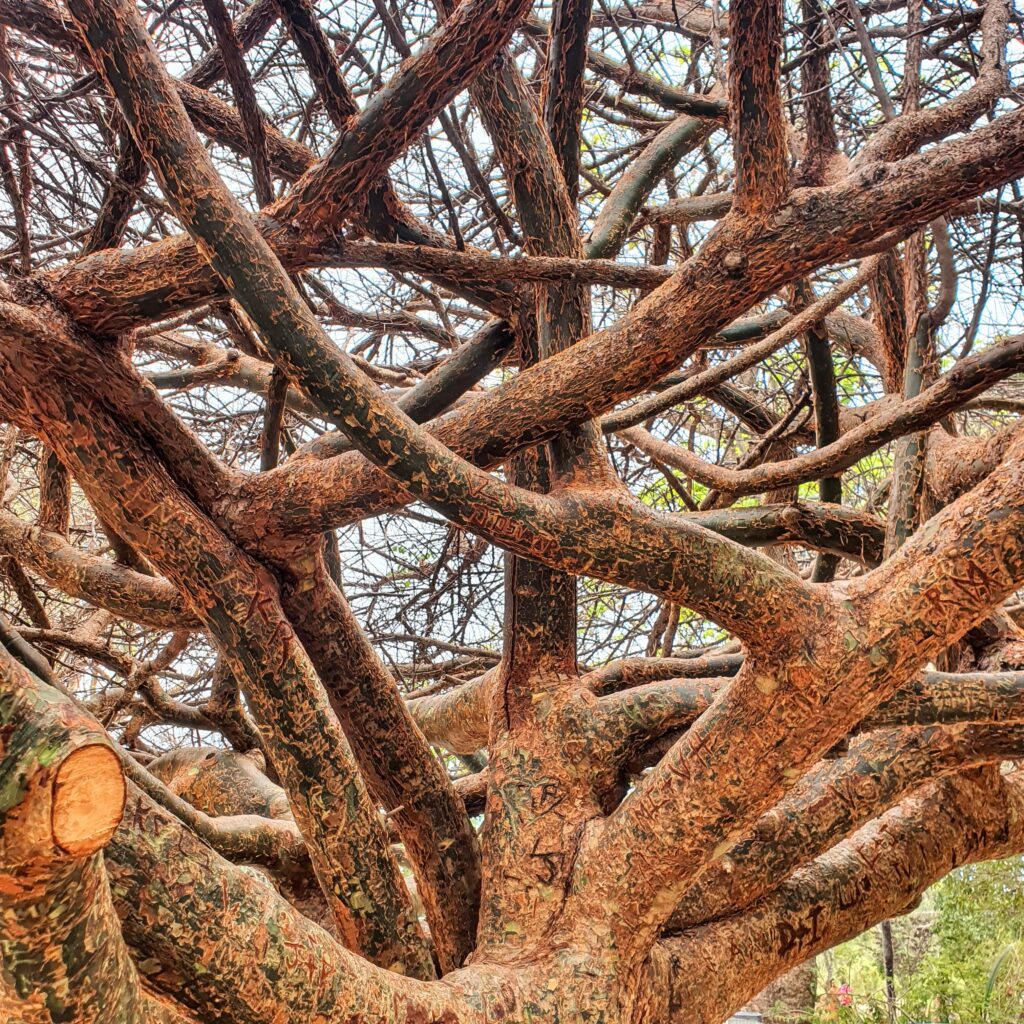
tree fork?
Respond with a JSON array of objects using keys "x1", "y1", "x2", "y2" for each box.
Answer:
[
  {"x1": 276, "y1": 553, "x2": 482, "y2": 972},
  {"x1": 0, "y1": 301, "x2": 435, "y2": 978}
]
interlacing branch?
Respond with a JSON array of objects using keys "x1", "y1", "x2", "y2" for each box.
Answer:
[{"x1": 1, "y1": 0, "x2": 1023, "y2": 1021}]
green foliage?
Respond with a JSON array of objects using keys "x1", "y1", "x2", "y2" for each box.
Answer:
[{"x1": 816, "y1": 857, "x2": 1024, "y2": 1024}]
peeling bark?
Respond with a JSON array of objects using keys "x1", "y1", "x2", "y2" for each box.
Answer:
[{"x1": 2, "y1": 3, "x2": 1024, "y2": 1021}]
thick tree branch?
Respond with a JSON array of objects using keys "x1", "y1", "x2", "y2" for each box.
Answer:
[
  {"x1": 543, "y1": 0, "x2": 594, "y2": 204},
  {"x1": 729, "y1": 0, "x2": 789, "y2": 216},
  {"x1": 265, "y1": 0, "x2": 533, "y2": 235},
  {"x1": 571, "y1": 425, "x2": 1024, "y2": 952},
  {"x1": 65, "y1": 0, "x2": 815, "y2": 645},
  {"x1": 107, "y1": 786, "x2": 480, "y2": 1024},
  {"x1": 122, "y1": 753, "x2": 309, "y2": 879},
  {"x1": 668, "y1": 721, "x2": 1024, "y2": 931},
  {"x1": 0, "y1": 645, "x2": 181, "y2": 1023},
  {"x1": 602, "y1": 256, "x2": 881, "y2": 433},
  {"x1": 228, "y1": 107, "x2": 1024, "y2": 541},
  {"x1": 663, "y1": 771, "x2": 1024, "y2": 1024},
  {"x1": 586, "y1": 113, "x2": 713, "y2": 259},
  {"x1": 0, "y1": 303, "x2": 434, "y2": 977},
  {"x1": 276, "y1": 556, "x2": 481, "y2": 972},
  {"x1": 40, "y1": 0, "x2": 531, "y2": 333},
  {"x1": 146, "y1": 746, "x2": 291, "y2": 819},
  {"x1": 199, "y1": 0, "x2": 274, "y2": 207},
  {"x1": 186, "y1": 0, "x2": 281, "y2": 91}
]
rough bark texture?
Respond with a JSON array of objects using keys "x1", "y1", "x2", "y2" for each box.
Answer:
[{"x1": 1, "y1": 0, "x2": 1023, "y2": 1021}]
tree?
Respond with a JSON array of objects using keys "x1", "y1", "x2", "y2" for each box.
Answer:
[
  {"x1": 821, "y1": 855, "x2": 1024, "y2": 1022},
  {"x1": 1, "y1": 0, "x2": 1023, "y2": 1020},
  {"x1": 904, "y1": 857, "x2": 1024, "y2": 1022}
]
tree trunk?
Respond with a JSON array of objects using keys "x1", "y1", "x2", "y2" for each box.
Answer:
[{"x1": 1, "y1": 0, "x2": 1024, "y2": 1020}]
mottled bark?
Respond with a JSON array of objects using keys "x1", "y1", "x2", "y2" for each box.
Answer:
[
  {"x1": 106, "y1": 787, "x2": 481, "y2": 1024},
  {"x1": 566, "y1": 428, "x2": 1024, "y2": 956},
  {"x1": 729, "y1": 0, "x2": 788, "y2": 217},
  {"x1": 3, "y1": 3, "x2": 1024, "y2": 1022},
  {"x1": 665, "y1": 771, "x2": 1024, "y2": 1024},
  {"x1": 0, "y1": 510, "x2": 195, "y2": 628},
  {"x1": 224, "y1": 110, "x2": 1024, "y2": 539},
  {"x1": 0, "y1": 645, "x2": 180, "y2": 1023},
  {"x1": 0, "y1": 303, "x2": 433, "y2": 978},
  {"x1": 277, "y1": 557, "x2": 481, "y2": 972}
]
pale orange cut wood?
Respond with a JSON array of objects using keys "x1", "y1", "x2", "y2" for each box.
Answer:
[{"x1": 51, "y1": 744, "x2": 126, "y2": 857}]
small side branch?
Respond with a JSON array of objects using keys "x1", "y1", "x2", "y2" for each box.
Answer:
[
  {"x1": 857, "y1": 0, "x2": 1010, "y2": 165},
  {"x1": 0, "y1": 510, "x2": 195, "y2": 629},
  {"x1": 621, "y1": 333, "x2": 1024, "y2": 499}
]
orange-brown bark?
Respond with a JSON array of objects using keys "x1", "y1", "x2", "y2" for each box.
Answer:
[{"x1": 2, "y1": 2, "x2": 1024, "y2": 1022}]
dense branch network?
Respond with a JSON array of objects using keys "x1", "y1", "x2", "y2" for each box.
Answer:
[{"x1": 0, "y1": 0, "x2": 1023, "y2": 1021}]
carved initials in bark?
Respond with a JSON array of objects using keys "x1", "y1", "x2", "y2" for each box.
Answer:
[
  {"x1": 0, "y1": 1, "x2": 1023, "y2": 1022},
  {"x1": 777, "y1": 904, "x2": 825, "y2": 956}
]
